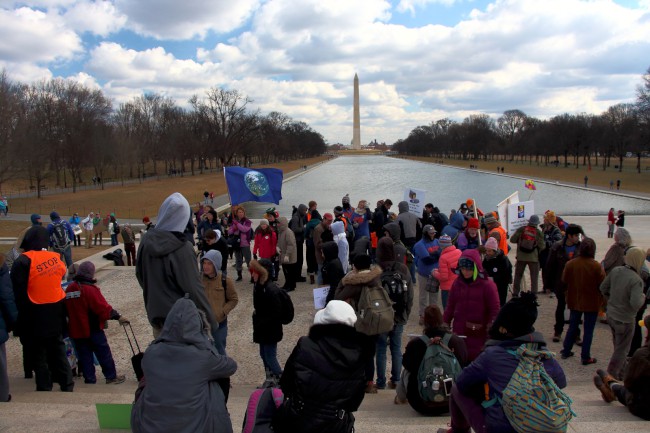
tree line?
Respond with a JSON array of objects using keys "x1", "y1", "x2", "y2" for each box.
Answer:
[
  {"x1": 0, "y1": 71, "x2": 327, "y2": 197},
  {"x1": 394, "y1": 67, "x2": 650, "y2": 173}
]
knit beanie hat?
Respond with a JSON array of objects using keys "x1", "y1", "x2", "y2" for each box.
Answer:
[
  {"x1": 438, "y1": 235, "x2": 453, "y2": 249},
  {"x1": 314, "y1": 300, "x2": 357, "y2": 327},
  {"x1": 259, "y1": 218, "x2": 269, "y2": 226},
  {"x1": 31, "y1": 213, "x2": 41, "y2": 224},
  {"x1": 484, "y1": 214, "x2": 498, "y2": 226},
  {"x1": 353, "y1": 254, "x2": 372, "y2": 270},
  {"x1": 50, "y1": 211, "x2": 60, "y2": 221},
  {"x1": 544, "y1": 210, "x2": 557, "y2": 225},
  {"x1": 77, "y1": 261, "x2": 96, "y2": 281},
  {"x1": 323, "y1": 213, "x2": 334, "y2": 221},
  {"x1": 142, "y1": 216, "x2": 150, "y2": 223},
  {"x1": 624, "y1": 247, "x2": 646, "y2": 274},
  {"x1": 527, "y1": 214, "x2": 540, "y2": 226},
  {"x1": 468, "y1": 218, "x2": 480, "y2": 229},
  {"x1": 489, "y1": 292, "x2": 539, "y2": 339},
  {"x1": 333, "y1": 206, "x2": 344, "y2": 216},
  {"x1": 485, "y1": 237, "x2": 499, "y2": 251}
]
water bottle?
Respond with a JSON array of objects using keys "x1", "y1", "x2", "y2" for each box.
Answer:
[{"x1": 432, "y1": 380, "x2": 440, "y2": 391}]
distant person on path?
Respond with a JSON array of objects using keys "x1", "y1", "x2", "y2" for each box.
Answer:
[
  {"x1": 11, "y1": 226, "x2": 73, "y2": 392},
  {"x1": 69, "y1": 213, "x2": 81, "y2": 246},
  {"x1": 607, "y1": 208, "x2": 616, "y2": 238},
  {"x1": 599, "y1": 248, "x2": 646, "y2": 380},
  {"x1": 120, "y1": 223, "x2": 137, "y2": 266},
  {"x1": 92, "y1": 212, "x2": 103, "y2": 246},
  {"x1": 593, "y1": 314, "x2": 650, "y2": 420},
  {"x1": 617, "y1": 179, "x2": 621, "y2": 190},
  {"x1": 64, "y1": 261, "x2": 128, "y2": 385},
  {"x1": 81, "y1": 212, "x2": 94, "y2": 248},
  {"x1": 0, "y1": 253, "x2": 18, "y2": 402},
  {"x1": 616, "y1": 209, "x2": 625, "y2": 228},
  {"x1": 584, "y1": 176, "x2": 588, "y2": 187},
  {"x1": 610, "y1": 180, "x2": 614, "y2": 190},
  {"x1": 0, "y1": 196, "x2": 7, "y2": 216},
  {"x1": 47, "y1": 211, "x2": 74, "y2": 268},
  {"x1": 273, "y1": 300, "x2": 366, "y2": 433},
  {"x1": 560, "y1": 238, "x2": 605, "y2": 365},
  {"x1": 131, "y1": 297, "x2": 237, "y2": 433},
  {"x1": 136, "y1": 192, "x2": 218, "y2": 338},
  {"x1": 108, "y1": 214, "x2": 119, "y2": 246},
  {"x1": 510, "y1": 214, "x2": 545, "y2": 295}
]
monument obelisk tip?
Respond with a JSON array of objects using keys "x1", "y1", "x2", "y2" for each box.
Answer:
[{"x1": 352, "y1": 73, "x2": 361, "y2": 150}]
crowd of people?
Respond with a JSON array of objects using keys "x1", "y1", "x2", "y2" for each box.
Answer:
[{"x1": 1, "y1": 190, "x2": 649, "y2": 433}]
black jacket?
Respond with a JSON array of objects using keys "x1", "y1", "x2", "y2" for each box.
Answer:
[
  {"x1": 274, "y1": 324, "x2": 366, "y2": 433},
  {"x1": 543, "y1": 238, "x2": 579, "y2": 293},
  {"x1": 482, "y1": 251, "x2": 513, "y2": 289},
  {"x1": 252, "y1": 261, "x2": 285, "y2": 344},
  {"x1": 322, "y1": 242, "x2": 345, "y2": 304}
]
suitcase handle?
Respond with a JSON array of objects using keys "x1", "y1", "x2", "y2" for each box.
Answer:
[{"x1": 122, "y1": 322, "x2": 141, "y2": 356}]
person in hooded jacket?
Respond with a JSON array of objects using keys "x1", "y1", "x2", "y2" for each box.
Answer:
[
  {"x1": 413, "y1": 225, "x2": 441, "y2": 321},
  {"x1": 289, "y1": 204, "x2": 308, "y2": 282},
  {"x1": 375, "y1": 237, "x2": 413, "y2": 390},
  {"x1": 437, "y1": 293, "x2": 566, "y2": 433},
  {"x1": 197, "y1": 209, "x2": 222, "y2": 245},
  {"x1": 601, "y1": 227, "x2": 632, "y2": 275},
  {"x1": 273, "y1": 300, "x2": 366, "y2": 433},
  {"x1": 441, "y1": 211, "x2": 466, "y2": 242},
  {"x1": 136, "y1": 192, "x2": 218, "y2": 338},
  {"x1": 482, "y1": 237, "x2": 513, "y2": 308},
  {"x1": 10, "y1": 225, "x2": 73, "y2": 392},
  {"x1": 383, "y1": 222, "x2": 408, "y2": 265},
  {"x1": 331, "y1": 220, "x2": 349, "y2": 274},
  {"x1": 277, "y1": 217, "x2": 298, "y2": 292},
  {"x1": 397, "y1": 304, "x2": 468, "y2": 415},
  {"x1": 323, "y1": 242, "x2": 345, "y2": 304},
  {"x1": 0, "y1": 253, "x2": 18, "y2": 402},
  {"x1": 47, "y1": 211, "x2": 75, "y2": 268},
  {"x1": 540, "y1": 211, "x2": 564, "y2": 293},
  {"x1": 131, "y1": 297, "x2": 237, "y2": 433},
  {"x1": 251, "y1": 258, "x2": 288, "y2": 386},
  {"x1": 443, "y1": 249, "x2": 500, "y2": 361},
  {"x1": 433, "y1": 234, "x2": 462, "y2": 310}
]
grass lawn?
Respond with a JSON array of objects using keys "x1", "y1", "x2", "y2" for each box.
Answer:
[
  {"x1": 3, "y1": 156, "x2": 328, "y2": 220},
  {"x1": 399, "y1": 156, "x2": 650, "y2": 194}
]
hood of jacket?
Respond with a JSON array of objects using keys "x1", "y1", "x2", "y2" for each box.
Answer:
[
  {"x1": 459, "y1": 249, "x2": 487, "y2": 275},
  {"x1": 398, "y1": 201, "x2": 409, "y2": 214},
  {"x1": 322, "y1": 241, "x2": 339, "y2": 262},
  {"x1": 384, "y1": 222, "x2": 401, "y2": 242},
  {"x1": 450, "y1": 211, "x2": 465, "y2": 230},
  {"x1": 341, "y1": 265, "x2": 383, "y2": 287},
  {"x1": 277, "y1": 216, "x2": 288, "y2": 233},
  {"x1": 139, "y1": 227, "x2": 187, "y2": 257},
  {"x1": 156, "y1": 297, "x2": 213, "y2": 349},
  {"x1": 331, "y1": 220, "x2": 345, "y2": 236},
  {"x1": 156, "y1": 192, "x2": 191, "y2": 232},
  {"x1": 249, "y1": 259, "x2": 271, "y2": 285},
  {"x1": 203, "y1": 249, "x2": 222, "y2": 272}
]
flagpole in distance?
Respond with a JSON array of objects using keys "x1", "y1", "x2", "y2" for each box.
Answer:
[{"x1": 223, "y1": 167, "x2": 234, "y2": 209}]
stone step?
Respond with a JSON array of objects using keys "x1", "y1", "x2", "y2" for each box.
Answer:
[{"x1": 3, "y1": 377, "x2": 648, "y2": 433}]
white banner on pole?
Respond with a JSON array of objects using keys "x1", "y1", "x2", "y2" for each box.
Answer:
[
  {"x1": 497, "y1": 191, "x2": 520, "y2": 232},
  {"x1": 403, "y1": 187, "x2": 426, "y2": 216},
  {"x1": 507, "y1": 200, "x2": 535, "y2": 235}
]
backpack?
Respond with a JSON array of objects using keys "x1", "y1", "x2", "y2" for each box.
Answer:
[
  {"x1": 416, "y1": 333, "x2": 462, "y2": 404},
  {"x1": 355, "y1": 282, "x2": 395, "y2": 336},
  {"x1": 499, "y1": 343, "x2": 575, "y2": 433},
  {"x1": 51, "y1": 221, "x2": 70, "y2": 250},
  {"x1": 380, "y1": 263, "x2": 408, "y2": 319},
  {"x1": 242, "y1": 386, "x2": 284, "y2": 433},
  {"x1": 276, "y1": 289, "x2": 294, "y2": 325},
  {"x1": 103, "y1": 249, "x2": 124, "y2": 266},
  {"x1": 518, "y1": 225, "x2": 538, "y2": 253},
  {"x1": 113, "y1": 222, "x2": 120, "y2": 234}
]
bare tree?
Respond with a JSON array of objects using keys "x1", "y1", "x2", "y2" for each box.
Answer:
[
  {"x1": 603, "y1": 103, "x2": 638, "y2": 172},
  {"x1": 0, "y1": 71, "x2": 24, "y2": 193}
]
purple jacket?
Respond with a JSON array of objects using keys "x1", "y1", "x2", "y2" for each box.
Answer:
[
  {"x1": 456, "y1": 332, "x2": 567, "y2": 433},
  {"x1": 228, "y1": 218, "x2": 252, "y2": 247},
  {"x1": 443, "y1": 249, "x2": 500, "y2": 361}
]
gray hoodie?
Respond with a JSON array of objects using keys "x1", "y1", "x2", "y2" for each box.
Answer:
[
  {"x1": 131, "y1": 297, "x2": 237, "y2": 433},
  {"x1": 396, "y1": 201, "x2": 422, "y2": 242},
  {"x1": 136, "y1": 192, "x2": 217, "y2": 329}
]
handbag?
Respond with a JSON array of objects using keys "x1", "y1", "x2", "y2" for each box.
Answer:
[
  {"x1": 424, "y1": 275, "x2": 440, "y2": 293},
  {"x1": 465, "y1": 321, "x2": 484, "y2": 337}
]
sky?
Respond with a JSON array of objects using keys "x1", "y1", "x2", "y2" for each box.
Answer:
[{"x1": 1, "y1": 0, "x2": 649, "y2": 145}]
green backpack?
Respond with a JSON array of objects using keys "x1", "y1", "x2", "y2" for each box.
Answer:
[
  {"x1": 416, "y1": 333, "x2": 461, "y2": 404},
  {"x1": 354, "y1": 283, "x2": 394, "y2": 336},
  {"x1": 500, "y1": 343, "x2": 575, "y2": 433}
]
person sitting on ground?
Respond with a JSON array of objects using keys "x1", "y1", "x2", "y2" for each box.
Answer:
[
  {"x1": 593, "y1": 314, "x2": 650, "y2": 421},
  {"x1": 437, "y1": 293, "x2": 566, "y2": 433},
  {"x1": 131, "y1": 296, "x2": 237, "y2": 433},
  {"x1": 273, "y1": 300, "x2": 366, "y2": 433},
  {"x1": 396, "y1": 304, "x2": 468, "y2": 415},
  {"x1": 63, "y1": 261, "x2": 128, "y2": 385}
]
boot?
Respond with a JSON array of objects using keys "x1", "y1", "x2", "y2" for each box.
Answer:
[
  {"x1": 236, "y1": 271, "x2": 242, "y2": 282},
  {"x1": 309, "y1": 274, "x2": 315, "y2": 285}
]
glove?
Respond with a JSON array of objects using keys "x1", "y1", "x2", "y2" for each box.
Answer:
[
  {"x1": 253, "y1": 254, "x2": 258, "y2": 260},
  {"x1": 276, "y1": 246, "x2": 282, "y2": 254},
  {"x1": 118, "y1": 316, "x2": 130, "y2": 325}
]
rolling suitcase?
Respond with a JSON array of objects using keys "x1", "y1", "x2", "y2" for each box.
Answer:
[{"x1": 122, "y1": 323, "x2": 144, "y2": 380}]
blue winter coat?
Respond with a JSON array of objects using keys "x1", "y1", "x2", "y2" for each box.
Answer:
[
  {"x1": 413, "y1": 235, "x2": 440, "y2": 276},
  {"x1": 441, "y1": 212, "x2": 465, "y2": 240},
  {"x1": 455, "y1": 332, "x2": 567, "y2": 433}
]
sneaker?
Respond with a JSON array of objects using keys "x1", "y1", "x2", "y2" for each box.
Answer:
[
  {"x1": 593, "y1": 374, "x2": 615, "y2": 403},
  {"x1": 552, "y1": 334, "x2": 561, "y2": 343},
  {"x1": 106, "y1": 375, "x2": 126, "y2": 385},
  {"x1": 394, "y1": 395, "x2": 408, "y2": 405},
  {"x1": 388, "y1": 381, "x2": 398, "y2": 390},
  {"x1": 365, "y1": 382, "x2": 378, "y2": 394},
  {"x1": 560, "y1": 351, "x2": 574, "y2": 359},
  {"x1": 581, "y1": 358, "x2": 597, "y2": 365}
]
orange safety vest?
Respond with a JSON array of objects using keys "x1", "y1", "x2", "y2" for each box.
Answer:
[
  {"x1": 489, "y1": 226, "x2": 509, "y2": 255},
  {"x1": 23, "y1": 250, "x2": 66, "y2": 305}
]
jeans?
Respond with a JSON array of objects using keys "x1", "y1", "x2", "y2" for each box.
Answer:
[
  {"x1": 417, "y1": 273, "x2": 440, "y2": 317},
  {"x1": 317, "y1": 263, "x2": 324, "y2": 285},
  {"x1": 259, "y1": 343, "x2": 282, "y2": 376},
  {"x1": 211, "y1": 319, "x2": 228, "y2": 356},
  {"x1": 441, "y1": 289, "x2": 450, "y2": 311},
  {"x1": 375, "y1": 323, "x2": 404, "y2": 387},
  {"x1": 110, "y1": 234, "x2": 118, "y2": 246},
  {"x1": 513, "y1": 260, "x2": 540, "y2": 294},
  {"x1": 55, "y1": 246, "x2": 73, "y2": 268},
  {"x1": 563, "y1": 310, "x2": 597, "y2": 361},
  {"x1": 606, "y1": 317, "x2": 634, "y2": 380},
  {"x1": 235, "y1": 246, "x2": 251, "y2": 272},
  {"x1": 74, "y1": 330, "x2": 118, "y2": 383}
]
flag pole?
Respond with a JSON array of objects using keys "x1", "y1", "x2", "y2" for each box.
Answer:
[{"x1": 223, "y1": 167, "x2": 234, "y2": 208}]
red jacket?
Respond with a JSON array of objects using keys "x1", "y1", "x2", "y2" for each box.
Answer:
[
  {"x1": 253, "y1": 230, "x2": 278, "y2": 259},
  {"x1": 64, "y1": 281, "x2": 114, "y2": 339}
]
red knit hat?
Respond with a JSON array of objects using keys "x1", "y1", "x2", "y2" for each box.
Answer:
[{"x1": 468, "y1": 218, "x2": 480, "y2": 229}]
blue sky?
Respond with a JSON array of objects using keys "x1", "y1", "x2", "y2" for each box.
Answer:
[{"x1": 1, "y1": 0, "x2": 649, "y2": 145}]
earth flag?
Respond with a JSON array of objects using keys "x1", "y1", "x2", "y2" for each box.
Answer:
[{"x1": 224, "y1": 167, "x2": 283, "y2": 205}]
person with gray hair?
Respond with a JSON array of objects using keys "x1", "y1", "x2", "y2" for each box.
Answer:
[
  {"x1": 136, "y1": 192, "x2": 217, "y2": 338},
  {"x1": 601, "y1": 227, "x2": 633, "y2": 275}
]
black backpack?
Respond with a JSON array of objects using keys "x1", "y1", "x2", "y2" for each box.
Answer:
[
  {"x1": 113, "y1": 222, "x2": 120, "y2": 234},
  {"x1": 276, "y1": 289, "x2": 294, "y2": 325},
  {"x1": 103, "y1": 249, "x2": 124, "y2": 266},
  {"x1": 51, "y1": 221, "x2": 70, "y2": 250},
  {"x1": 380, "y1": 263, "x2": 408, "y2": 319}
]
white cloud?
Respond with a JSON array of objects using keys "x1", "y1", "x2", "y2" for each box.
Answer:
[
  {"x1": 63, "y1": 0, "x2": 127, "y2": 36},
  {"x1": 114, "y1": 0, "x2": 260, "y2": 40},
  {"x1": 396, "y1": 0, "x2": 458, "y2": 15}
]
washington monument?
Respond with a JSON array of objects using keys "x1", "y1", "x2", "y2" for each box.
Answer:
[{"x1": 352, "y1": 73, "x2": 361, "y2": 150}]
